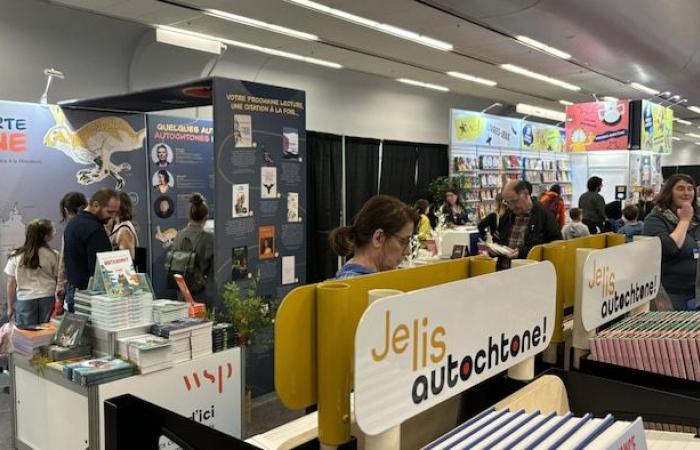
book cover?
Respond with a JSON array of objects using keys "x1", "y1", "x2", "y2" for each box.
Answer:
[
  {"x1": 282, "y1": 127, "x2": 299, "y2": 158},
  {"x1": 282, "y1": 256, "x2": 296, "y2": 285},
  {"x1": 232, "y1": 184, "x2": 250, "y2": 218},
  {"x1": 450, "y1": 245, "x2": 465, "y2": 259},
  {"x1": 261, "y1": 167, "x2": 277, "y2": 199},
  {"x1": 287, "y1": 192, "x2": 299, "y2": 222},
  {"x1": 259, "y1": 226, "x2": 275, "y2": 260},
  {"x1": 52, "y1": 313, "x2": 88, "y2": 348},
  {"x1": 234, "y1": 115, "x2": 252, "y2": 148},
  {"x1": 231, "y1": 246, "x2": 250, "y2": 280},
  {"x1": 95, "y1": 250, "x2": 142, "y2": 297}
]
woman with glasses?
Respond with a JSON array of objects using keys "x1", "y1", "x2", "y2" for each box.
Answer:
[
  {"x1": 330, "y1": 195, "x2": 418, "y2": 279},
  {"x1": 441, "y1": 187, "x2": 470, "y2": 227}
]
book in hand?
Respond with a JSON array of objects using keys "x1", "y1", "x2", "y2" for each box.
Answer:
[{"x1": 484, "y1": 242, "x2": 516, "y2": 256}]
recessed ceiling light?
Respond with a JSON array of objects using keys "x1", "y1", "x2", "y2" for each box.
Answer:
[
  {"x1": 559, "y1": 100, "x2": 574, "y2": 106},
  {"x1": 515, "y1": 35, "x2": 572, "y2": 60},
  {"x1": 156, "y1": 26, "x2": 342, "y2": 68},
  {"x1": 672, "y1": 137, "x2": 681, "y2": 141},
  {"x1": 629, "y1": 82, "x2": 660, "y2": 95},
  {"x1": 500, "y1": 64, "x2": 581, "y2": 91},
  {"x1": 446, "y1": 71, "x2": 497, "y2": 87},
  {"x1": 602, "y1": 96, "x2": 619, "y2": 102},
  {"x1": 688, "y1": 106, "x2": 700, "y2": 114},
  {"x1": 397, "y1": 78, "x2": 449, "y2": 92},
  {"x1": 204, "y1": 9, "x2": 319, "y2": 41},
  {"x1": 674, "y1": 118, "x2": 692, "y2": 125},
  {"x1": 284, "y1": 0, "x2": 453, "y2": 51},
  {"x1": 685, "y1": 132, "x2": 700, "y2": 139},
  {"x1": 516, "y1": 103, "x2": 566, "y2": 122}
]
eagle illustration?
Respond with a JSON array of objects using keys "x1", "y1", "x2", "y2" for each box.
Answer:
[{"x1": 43, "y1": 105, "x2": 146, "y2": 190}]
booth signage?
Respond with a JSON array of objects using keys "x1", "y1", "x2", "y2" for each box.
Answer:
[
  {"x1": 565, "y1": 101, "x2": 630, "y2": 151},
  {"x1": 640, "y1": 100, "x2": 673, "y2": 153},
  {"x1": 521, "y1": 121, "x2": 565, "y2": 152},
  {"x1": 354, "y1": 263, "x2": 557, "y2": 435},
  {"x1": 580, "y1": 239, "x2": 661, "y2": 332},
  {"x1": 451, "y1": 110, "x2": 521, "y2": 148}
]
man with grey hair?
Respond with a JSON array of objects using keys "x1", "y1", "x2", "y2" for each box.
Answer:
[{"x1": 493, "y1": 180, "x2": 562, "y2": 270}]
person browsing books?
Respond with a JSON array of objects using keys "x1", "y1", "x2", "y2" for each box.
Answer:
[
  {"x1": 478, "y1": 193, "x2": 506, "y2": 239},
  {"x1": 642, "y1": 174, "x2": 700, "y2": 310},
  {"x1": 578, "y1": 176, "x2": 606, "y2": 234},
  {"x1": 441, "y1": 187, "x2": 470, "y2": 227},
  {"x1": 63, "y1": 188, "x2": 119, "y2": 312},
  {"x1": 5, "y1": 219, "x2": 59, "y2": 327},
  {"x1": 55, "y1": 192, "x2": 87, "y2": 312},
  {"x1": 492, "y1": 180, "x2": 562, "y2": 270},
  {"x1": 540, "y1": 184, "x2": 566, "y2": 229},
  {"x1": 330, "y1": 195, "x2": 418, "y2": 279},
  {"x1": 562, "y1": 208, "x2": 590, "y2": 240},
  {"x1": 110, "y1": 191, "x2": 139, "y2": 259}
]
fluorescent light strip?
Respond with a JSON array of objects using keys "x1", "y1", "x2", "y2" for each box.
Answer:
[
  {"x1": 688, "y1": 106, "x2": 700, "y2": 114},
  {"x1": 446, "y1": 71, "x2": 497, "y2": 87},
  {"x1": 155, "y1": 27, "x2": 223, "y2": 55},
  {"x1": 602, "y1": 96, "x2": 619, "y2": 102},
  {"x1": 685, "y1": 132, "x2": 700, "y2": 139},
  {"x1": 672, "y1": 137, "x2": 681, "y2": 141},
  {"x1": 559, "y1": 100, "x2": 574, "y2": 106},
  {"x1": 629, "y1": 82, "x2": 660, "y2": 95},
  {"x1": 674, "y1": 118, "x2": 692, "y2": 125},
  {"x1": 397, "y1": 78, "x2": 449, "y2": 92},
  {"x1": 516, "y1": 103, "x2": 566, "y2": 122},
  {"x1": 284, "y1": 0, "x2": 453, "y2": 51},
  {"x1": 515, "y1": 35, "x2": 571, "y2": 59},
  {"x1": 696, "y1": 142, "x2": 700, "y2": 146},
  {"x1": 157, "y1": 26, "x2": 342, "y2": 68},
  {"x1": 500, "y1": 64, "x2": 581, "y2": 91},
  {"x1": 204, "y1": 9, "x2": 318, "y2": 41}
]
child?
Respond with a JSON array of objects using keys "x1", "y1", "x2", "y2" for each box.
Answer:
[
  {"x1": 618, "y1": 205, "x2": 644, "y2": 242},
  {"x1": 562, "y1": 208, "x2": 590, "y2": 240},
  {"x1": 4, "y1": 219, "x2": 59, "y2": 328},
  {"x1": 414, "y1": 199, "x2": 433, "y2": 247}
]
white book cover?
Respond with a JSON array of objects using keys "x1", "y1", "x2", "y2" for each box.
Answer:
[
  {"x1": 234, "y1": 115, "x2": 252, "y2": 148},
  {"x1": 232, "y1": 184, "x2": 250, "y2": 218},
  {"x1": 282, "y1": 256, "x2": 296, "y2": 285},
  {"x1": 287, "y1": 192, "x2": 299, "y2": 222},
  {"x1": 261, "y1": 167, "x2": 277, "y2": 199}
]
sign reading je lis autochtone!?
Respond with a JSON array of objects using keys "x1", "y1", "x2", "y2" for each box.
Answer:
[{"x1": 354, "y1": 263, "x2": 557, "y2": 436}]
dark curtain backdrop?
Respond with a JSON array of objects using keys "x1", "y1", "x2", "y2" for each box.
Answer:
[
  {"x1": 379, "y1": 141, "x2": 418, "y2": 204},
  {"x1": 345, "y1": 137, "x2": 380, "y2": 222},
  {"x1": 416, "y1": 143, "x2": 449, "y2": 202},
  {"x1": 662, "y1": 165, "x2": 700, "y2": 182},
  {"x1": 307, "y1": 131, "x2": 343, "y2": 282}
]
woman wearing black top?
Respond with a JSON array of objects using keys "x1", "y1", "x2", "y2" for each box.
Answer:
[
  {"x1": 578, "y1": 176, "x2": 606, "y2": 234},
  {"x1": 441, "y1": 187, "x2": 470, "y2": 227}
]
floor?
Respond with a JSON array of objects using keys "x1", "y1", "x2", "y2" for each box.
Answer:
[{"x1": 0, "y1": 372, "x2": 11, "y2": 450}]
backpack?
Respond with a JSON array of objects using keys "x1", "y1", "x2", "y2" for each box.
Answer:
[{"x1": 165, "y1": 234, "x2": 205, "y2": 293}]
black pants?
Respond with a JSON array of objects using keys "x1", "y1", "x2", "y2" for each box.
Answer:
[{"x1": 582, "y1": 219, "x2": 603, "y2": 234}]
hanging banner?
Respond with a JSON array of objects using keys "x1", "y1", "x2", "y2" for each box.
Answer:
[
  {"x1": 521, "y1": 121, "x2": 565, "y2": 152},
  {"x1": 147, "y1": 115, "x2": 214, "y2": 297},
  {"x1": 0, "y1": 101, "x2": 148, "y2": 311},
  {"x1": 640, "y1": 100, "x2": 673, "y2": 153},
  {"x1": 451, "y1": 110, "x2": 521, "y2": 148},
  {"x1": 354, "y1": 262, "x2": 556, "y2": 435},
  {"x1": 565, "y1": 101, "x2": 630, "y2": 152}
]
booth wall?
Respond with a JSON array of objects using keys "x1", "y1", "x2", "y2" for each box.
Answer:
[{"x1": 663, "y1": 143, "x2": 698, "y2": 167}]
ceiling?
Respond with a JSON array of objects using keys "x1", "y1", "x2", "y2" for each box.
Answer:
[{"x1": 50, "y1": 0, "x2": 700, "y2": 142}]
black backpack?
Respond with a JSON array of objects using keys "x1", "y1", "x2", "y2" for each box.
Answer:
[{"x1": 165, "y1": 234, "x2": 205, "y2": 293}]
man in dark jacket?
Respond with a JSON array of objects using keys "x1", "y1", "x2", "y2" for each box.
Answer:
[
  {"x1": 494, "y1": 180, "x2": 563, "y2": 270},
  {"x1": 63, "y1": 188, "x2": 120, "y2": 311}
]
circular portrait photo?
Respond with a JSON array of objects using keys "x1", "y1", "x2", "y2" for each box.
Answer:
[
  {"x1": 151, "y1": 143, "x2": 174, "y2": 167},
  {"x1": 154, "y1": 195, "x2": 174, "y2": 219},
  {"x1": 153, "y1": 169, "x2": 174, "y2": 194}
]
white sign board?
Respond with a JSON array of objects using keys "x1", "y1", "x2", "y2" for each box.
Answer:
[
  {"x1": 98, "y1": 348, "x2": 242, "y2": 449},
  {"x1": 580, "y1": 239, "x2": 661, "y2": 332},
  {"x1": 354, "y1": 262, "x2": 557, "y2": 435}
]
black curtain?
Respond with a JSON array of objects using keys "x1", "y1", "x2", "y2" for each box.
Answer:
[
  {"x1": 416, "y1": 143, "x2": 449, "y2": 202},
  {"x1": 307, "y1": 131, "x2": 343, "y2": 282},
  {"x1": 379, "y1": 140, "x2": 419, "y2": 204},
  {"x1": 346, "y1": 137, "x2": 380, "y2": 222},
  {"x1": 663, "y1": 165, "x2": 700, "y2": 182}
]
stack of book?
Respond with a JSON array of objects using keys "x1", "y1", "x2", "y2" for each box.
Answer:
[
  {"x1": 152, "y1": 299, "x2": 189, "y2": 324},
  {"x1": 212, "y1": 323, "x2": 237, "y2": 352},
  {"x1": 62, "y1": 356, "x2": 134, "y2": 386},
  {"x1": 86, "y1": 323, "x2": 153, "y2": 357},
  {"x1": 117, "y1": 334, "x2": 173, "y2": 374},
  {"x1": 424, "y1": 407, "x2": 646, "y2": 449},
  {"x1": 589, "y1": 311, "x2": 700, "y2": 380},
  {"x1": 47, "y1": 313, "x2": 91, "y2": 361},
  {"x1": 74, "y1": 290, "x2": 153, "y2": 330},
  {"x1": 11, "y1": 323, "x2": 58, "y2": 356},
  {"x1": 150, "y1": 319, "x2": 213, "y2": 363}
]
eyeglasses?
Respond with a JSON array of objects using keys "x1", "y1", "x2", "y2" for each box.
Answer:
[{"x1": 393, "y1": 233, "x2": 414, "y2": 250}]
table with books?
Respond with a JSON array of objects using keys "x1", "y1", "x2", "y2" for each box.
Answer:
[{"x1": 9, "y1": 250, "x2": 243, "y2": 450}]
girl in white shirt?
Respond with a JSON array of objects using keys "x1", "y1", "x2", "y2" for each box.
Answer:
[{"x1": 4, "y1": 219, "x2": 58, "y2": 328}]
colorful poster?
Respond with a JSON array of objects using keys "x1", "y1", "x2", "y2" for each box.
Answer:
[
  {"x1": 521, "y1": 121, "x2": 565, "y2": 152},
  {"x1": 641, "y1": 100, "x2": 673, "y2": 153},
  {"x1": 565, "y1": 101, "x2": 630, "y2": 152},
  {"x1": 450, "y1": 110, "x2": 521, "y2": 148}
]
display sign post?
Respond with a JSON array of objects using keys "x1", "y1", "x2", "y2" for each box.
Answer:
[{"x1": 353, "y1": 262, "x2": 556, "y2": 436}]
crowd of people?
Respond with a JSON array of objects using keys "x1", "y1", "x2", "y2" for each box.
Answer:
[
  {"x1": 4, "y1": 189, "x2": 214, "y2": 328},
  {"x1": 329, "y1": 173, "x2": 700, "y2": 311}
]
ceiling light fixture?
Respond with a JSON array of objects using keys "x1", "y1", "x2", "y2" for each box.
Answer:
[
  {"x1": 156, "y1": 26, "x2": 342, "y2": 68},
  {"x1": 284, "y1": 0, "x2": 453, "y2": 51},
  {"x1": 602, "y1": 96, "x2": 619, "y2": 102},
  {"x1": 688, "y1": 106, "x2": 700, "y2": 114},
  {"x1": 674, "y1": 118, "x2": 692, "y2": 125},
  {"x1": 695, "y1": 142, "x2": 700, "y2": 146},
  {"x1": 397, "y1": 78, "x2": 449, "y2": 92},
  {"x1": 446, "y1": 71, "x2": 497, "y2": 87},
  {"x1": 204, "y1": 9, "x2": 319, "y2": 41},
  {"x1": 685, "y1": 132, "x2": 700, "y2": 139},
  {"x1": 516, "y1": 103, "x2": 566, "y2": 122},
  {"x1": 629, "y1": 82, "x2": 660, "y2": 95},
  {"x1": 156, "y1": 27, "x2": 224, "y2": 55},
  {"x1": 559, "y1": 100, "x2": 574, "y2": 106},
  {"x1": 671, "y1": 137, "x2": 681, "y2": 141},
  {"x1": 500, "y1": 64, "x2": 581, "y2": 91},
  {"x1": 515, "y1": 35, "x2": 572, "y2": 60}
]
